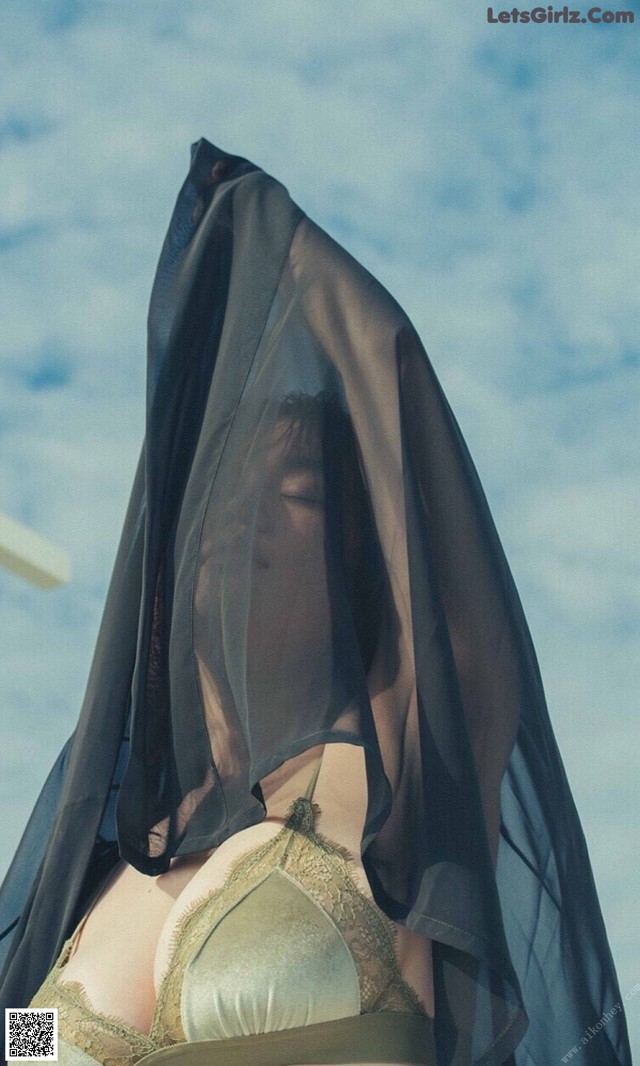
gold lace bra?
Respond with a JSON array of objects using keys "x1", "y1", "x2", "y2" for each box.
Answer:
[{"x1": 27, "y1": 776, "x2": 427, "y2": 1066}]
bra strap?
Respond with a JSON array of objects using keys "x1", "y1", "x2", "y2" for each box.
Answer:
[
  {"x1": 303, "y1": 750, "x2": 323, "y2": 802},
  {"x1": 283, "y1": 749, "x2": 324, "y2": 834}
]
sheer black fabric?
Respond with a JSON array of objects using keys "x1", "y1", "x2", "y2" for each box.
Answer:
[{"x1": 0, "y1": 139, "x2": 632, "y2": 1066}]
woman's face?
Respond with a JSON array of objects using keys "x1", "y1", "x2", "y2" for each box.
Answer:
[
  {"x1": 247, "y1": 416, "x2": 331, "y2": 669},
  {"x1": 253, "y1": 418, "x2": 325, "y2": 565},
  {"x1": 193, "y1": 405, "x2": 339, "y2": 729}
]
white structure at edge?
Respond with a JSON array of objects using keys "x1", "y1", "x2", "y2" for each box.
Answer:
[{"x1": 0, "y1": 513, "x2": 70, "y2": 588}]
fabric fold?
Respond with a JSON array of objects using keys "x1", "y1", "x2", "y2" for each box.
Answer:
[{"x1": 0, "y1": 138, "x2": 631, "y2": 1066}]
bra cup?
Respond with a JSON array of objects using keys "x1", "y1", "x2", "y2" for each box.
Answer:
[
  {"x1": 54, "y1": 1038, "x2": 104, "y2": 1066},
  {"x1": 181, "y1": 868, "x2": 361, "y2": 1042}
]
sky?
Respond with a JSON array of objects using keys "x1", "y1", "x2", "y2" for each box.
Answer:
[{"x1": 0, "y1": 0, "x2": 638, "y2": 1056}]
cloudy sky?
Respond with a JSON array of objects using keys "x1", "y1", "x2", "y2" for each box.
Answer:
[{"x1": 1, "y1": 0, "x2": 638, "y2": 1054}]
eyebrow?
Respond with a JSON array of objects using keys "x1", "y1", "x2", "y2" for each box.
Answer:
[{"x1": 281, "y1": 456, "x2": 324, "y2": 473}]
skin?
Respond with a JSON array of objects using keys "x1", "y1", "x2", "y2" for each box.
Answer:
[
  {"x1": 59, "y1": 416, "x2": 435, "y2": 1063},
  {"x1": 59, "y1": 744, "x2": 435, "y2": 1038}
]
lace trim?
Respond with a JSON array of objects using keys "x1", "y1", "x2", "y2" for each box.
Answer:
[
  {"x1": 29, "y1": 940, "x2": 157, "y2": 1066},
  {"x1": 28, "y1": 797, "x2": 426, "y2": 1063},
  {"x1": 149, "y1": 798, "x2": 426, "y2": 1047}
]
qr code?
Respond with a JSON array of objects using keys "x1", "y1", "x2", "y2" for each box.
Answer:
[{"x1": 5, "y1": 1008, "x2": 58, "y2": 1060}]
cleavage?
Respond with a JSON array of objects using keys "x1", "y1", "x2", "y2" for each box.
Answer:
[{"x1": 58, "y1": 849, "x2": 215, "y2": 1036}]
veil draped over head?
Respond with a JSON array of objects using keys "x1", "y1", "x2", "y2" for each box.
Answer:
[{"x1": 0, "y1": 140, "x2": 632, "y2": 1066}]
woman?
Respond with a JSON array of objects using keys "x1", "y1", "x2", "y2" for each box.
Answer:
[{"x1": 0, "y1": 140, "x2": 632, "y2": 1066}]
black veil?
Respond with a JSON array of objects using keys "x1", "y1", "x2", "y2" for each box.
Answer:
[{"x1": 0, "y1": 139, "x2": 632, "y2": 1066}]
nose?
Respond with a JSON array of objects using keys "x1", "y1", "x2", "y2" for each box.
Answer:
[
  {"x1": 255, "y1": 484, "x2": 278, "y2": 536},
  {"x1": 256, "y1": 504, "x2": 276, "y2": 536}
]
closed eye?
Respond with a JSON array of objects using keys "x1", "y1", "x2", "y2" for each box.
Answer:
[
  {"x1": 280, "y1": 470, "x2": 325, "y2": 507},
  {"x1": 281, "y1": 492, "x2": 324, "y2": 507}
]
